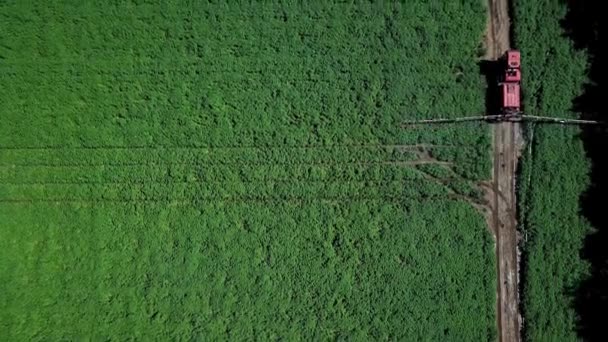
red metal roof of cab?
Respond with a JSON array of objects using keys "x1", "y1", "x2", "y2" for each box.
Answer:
[{"x1": 507, "y1": 50, "x2": 520, "y2": 68}]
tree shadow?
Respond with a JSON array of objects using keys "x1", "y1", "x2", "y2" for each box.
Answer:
[{"x1": 561, "y1": 0, "x2": 608, "y2": 340}]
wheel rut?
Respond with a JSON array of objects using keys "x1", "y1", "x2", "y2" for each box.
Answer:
[{"x1": 484, "y1": 0, "x2": 523, "y2": 341}]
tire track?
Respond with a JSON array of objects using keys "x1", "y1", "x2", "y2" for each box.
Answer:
[{"x1": 485, "y1": 0, "x2": 522, "y2": 341}]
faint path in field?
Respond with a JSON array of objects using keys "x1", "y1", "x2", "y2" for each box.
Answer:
[
  {"x1": 0, "y1": 143, "x2": 454, "y2": 150},
  {"x1": 0, "y1": 143, "x2": 471, "y2": 204},
  {"x1": 0, "y1": 144, "x2": 461, "y2": 167}
]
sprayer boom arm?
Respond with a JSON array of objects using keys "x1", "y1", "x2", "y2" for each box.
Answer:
[{"x1": 401, "y1": 114, "x2": 601, "y2": 126}]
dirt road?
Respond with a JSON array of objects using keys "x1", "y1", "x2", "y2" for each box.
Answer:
[{"x1": 485, "y1": 0, "x2": 523, "y2": 341}]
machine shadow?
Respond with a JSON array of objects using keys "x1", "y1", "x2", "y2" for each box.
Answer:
[{"x1": 478, "y1": 60, "x2": 502, "y2": 117}]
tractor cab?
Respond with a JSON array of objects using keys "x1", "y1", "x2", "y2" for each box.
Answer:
[{"x1": 506, "y1": 50, "x2": 520, "y2": 68}]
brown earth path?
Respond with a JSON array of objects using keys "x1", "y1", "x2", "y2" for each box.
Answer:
[{"x1": 485, "y1": 0, "x2": 523, "y2": 341}]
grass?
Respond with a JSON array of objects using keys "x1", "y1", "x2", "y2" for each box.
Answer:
[{"x1": 1, "y1": 1, "x2": 496, "y2": 340}]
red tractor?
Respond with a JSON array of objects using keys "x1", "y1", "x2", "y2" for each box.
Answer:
[
  {"x1": 500, "y1": 50, "x2": 521, "y2": 116},
  {"x1": 403, "y1": 49, "x2": 599, "y2": 126}
]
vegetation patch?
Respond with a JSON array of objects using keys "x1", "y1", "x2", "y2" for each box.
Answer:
[
  {"x1": 0, "y1": 1, "x2": 495, "y2": 340},
  {"x1": 513, "y1": 0, "x2": 592, "y2": 339}
]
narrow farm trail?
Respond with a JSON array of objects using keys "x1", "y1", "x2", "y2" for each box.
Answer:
[{"x1": 485, "y1": 0, "x2": 523, "y2": 341}]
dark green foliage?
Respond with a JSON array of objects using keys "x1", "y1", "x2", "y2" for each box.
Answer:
[
  {"x1": 449, "y1": 179, "x2": 483, "y2": 201},
  {"x1": 427, "y1": 136, "x2": 491, "y2": 179},
  {"x1": 0, "y1": 200, "x2": 495, "y2": 340},
  {"x1": 514, "y1": 0, "x2": 591, "y2": 339},
  {"x1": 416, "y1": 164, "x2": 483, "y2": 201},
  {"x1": 0, "y1": 1, "x2": 495, "y2": 340}
]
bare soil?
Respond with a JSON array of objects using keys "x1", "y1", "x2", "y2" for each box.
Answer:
[{"x1": 484, "y1": 0, "x2": 524, "y2": 341}]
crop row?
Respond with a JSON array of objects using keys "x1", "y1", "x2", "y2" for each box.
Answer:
[
  {"x1": 0, "y1": 161, "x2": 468, "y2": 184},
  {"x1": 0, "y1": 145, "x2": 448, "y2": 166},
  {"x1": 0, "y1": 178, "x2": 451, "y2": 201},
  {"x1": 0, "y1": 143, "x2": 489, "y2": 180},
  {"x1": 0, "y1": 175, "x2": 482, "y2": 206}
]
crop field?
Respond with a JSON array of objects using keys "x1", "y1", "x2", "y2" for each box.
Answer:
[
  {"x1": 514, "y1": 0, "x2": 592, "y2": 339},
  {"x1": 0, "y1": 1, "x2": 495, "y2": 340}
]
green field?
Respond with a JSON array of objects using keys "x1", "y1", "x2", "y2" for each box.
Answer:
[
  {"x1": 0, "y1": 1, "x2": 496, "y2": 340},
  {"x1": 514, "y1": 0, "x2": 592, "y2": 339}
]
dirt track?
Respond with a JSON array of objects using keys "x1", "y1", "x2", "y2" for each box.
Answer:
[{"x1": 485, "y1": 0, "x2": 523, "y2": 341}]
